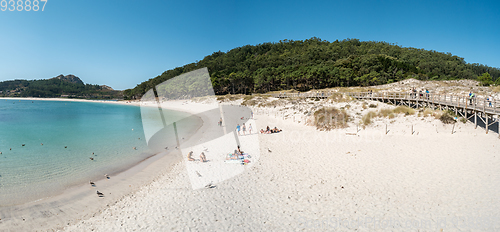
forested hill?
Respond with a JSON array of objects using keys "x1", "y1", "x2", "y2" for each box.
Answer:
[
  {"x1": 0, "y1": 75, "x2": 122, "y2": 99},
  {"x1": 124, "y1": 38, "x2": 500, "y2": 99}
]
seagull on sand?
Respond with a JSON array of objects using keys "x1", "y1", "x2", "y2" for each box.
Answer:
[
  {"x1": 89, "y1": 181, "x2": 95, "y2": 186},
  {"x1": 96, "y1": 191, "x2": 104, "y2": 197},
  {"x1": 267, "y1": 148, "x2": 272, "y2": 153},
  {"x1": 196, "y1": 171, "x2": 202, "y2": 177},
  {"x1": 104, "y1": 174, "x2": 110, "y2": 179}
]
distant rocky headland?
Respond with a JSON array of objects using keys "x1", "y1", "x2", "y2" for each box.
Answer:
[{"x1": 0, "y1": 74, "x2": 121, "y2": 99}]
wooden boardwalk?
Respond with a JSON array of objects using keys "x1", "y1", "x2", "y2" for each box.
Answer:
[{"x1": 271, "y1": 91, "x2": 500, "y2": 136}]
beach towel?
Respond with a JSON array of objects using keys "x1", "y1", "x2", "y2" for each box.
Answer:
[{"x1": 224, "y1": 159, "x2": 243, "y2": 164}]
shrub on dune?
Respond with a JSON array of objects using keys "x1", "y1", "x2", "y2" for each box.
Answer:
[{"x1": 439, "y1": 112, "x2": 456, "y2": 124}]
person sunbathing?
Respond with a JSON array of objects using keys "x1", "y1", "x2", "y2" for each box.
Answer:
[
  {"x1": 271, "y1": 127, "x2": 282, "y2": 133},
  {"x1": 187, "y1": 151, "x2": 195, "y2": 161},
  {"x1": 200, "y1": 152, "x2": 207, "y2": 162},
  {"x1": 228, "y1": 150, "x2": 238, "y2": 159},
  {"x1": 237, "y1": 145, "x2": 244, "y2": 155}
]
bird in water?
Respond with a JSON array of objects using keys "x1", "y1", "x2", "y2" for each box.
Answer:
[
  {"x1": 64, "y1": 146, "x2": 67, "y2": 148},
  {"x1": 90, "y1": 157, "x2": 94, "y2": 161},
  {"x1": 22, "y1": 144, "x2": 25, "y2": 147}
]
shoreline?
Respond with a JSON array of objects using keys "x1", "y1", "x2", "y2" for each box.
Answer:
[{"x1": 0, "y1": 98, "x2": 208, "y2": 231}]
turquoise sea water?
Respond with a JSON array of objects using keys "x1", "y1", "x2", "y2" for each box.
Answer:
[{"x1": 0, "y1": 99, "x2": 198, "y2": 206}]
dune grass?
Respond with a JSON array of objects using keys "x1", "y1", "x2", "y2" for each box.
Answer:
[
  {"x1": 327, "y1": 93, "x2": 353, "y2": 103},
  {"x1": 493, "y1": 86, "x2": 500, "y2": 93},
  {"x1": 313, "y1": 107, "x2": 350, "y2": 131},
  {"x1": 393, "y1": 106, "x2": 415, "y2": 115},
  {"x1": 362, "y1": 111, "x2": 377, "y2": 126}
]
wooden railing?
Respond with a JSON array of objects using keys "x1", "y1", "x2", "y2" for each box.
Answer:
[{"x1": 271, "y1": 92, "x2": 500, "y2": 115}]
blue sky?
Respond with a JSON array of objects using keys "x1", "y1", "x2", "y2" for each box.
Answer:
[{"x1": 0, "y1": 0, "x2": 499, "y2": 90}]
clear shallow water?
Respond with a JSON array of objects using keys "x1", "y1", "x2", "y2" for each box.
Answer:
[{"x1": 0, "y1": 99, "x2": 198, "y2": 206}]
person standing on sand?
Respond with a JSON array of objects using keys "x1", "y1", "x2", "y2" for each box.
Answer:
[
  {"x1": 200, "y1": 152, "x2": 207, "y2": 162},
  {"x1": 242, "y1": 123, "x2": 246, "y2": 136},
  {"x1": 236, "y1": 124, "x2": 241, "y2": 136},
  {"x1": 248, "y1": 123, "x2": 252, "y2": 134}
]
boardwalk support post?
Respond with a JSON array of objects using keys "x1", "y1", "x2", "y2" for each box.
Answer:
[
  {"x1": 486, "y1": 114, "x2": 488, "y2": 134},
  {"x1": 475, "y1": 112, "x2": 477, "y2": 129},
  {"x1": 385, "y1": 124, "x2": 388, "y2": 134}
]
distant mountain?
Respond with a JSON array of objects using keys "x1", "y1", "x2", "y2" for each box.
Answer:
[
  {"x1": 0, "y1": 75, "x2": 122, "y2": 99},
  {"x1": 50, "y1": 74, "x2": 84, "y2": 85}
]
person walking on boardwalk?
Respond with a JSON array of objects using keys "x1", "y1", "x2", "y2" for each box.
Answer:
[
  {"x1": 488, "y1": 95, "x2": 493, "y2": 107},
  {"x1": 469, "y1": 91, "x2": 473, "y2": 105},
  {"x1": 236, "y1": 124, "x2": 241, "y2": 136}
]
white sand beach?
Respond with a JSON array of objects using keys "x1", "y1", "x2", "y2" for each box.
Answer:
[
  {"x1": 58, "y1": 97, "x2": 499, "y2": 231},
  {"x1": 1, "y1": 94, "x2": 499, "y2": 231}
]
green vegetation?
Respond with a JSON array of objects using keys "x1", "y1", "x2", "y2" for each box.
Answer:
[
  {"x1": 313, "y1": 107, "x2": 350, "y2": 130},
  {"x1": 478, "y1": 73, "x2": 493, "y2": 86},
  {"x1": 124, "y1": 37, "x2": 500, "y2": 99},
  {"x1": 0, "y1": 79, "x2": 121, "y2": 99}
]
